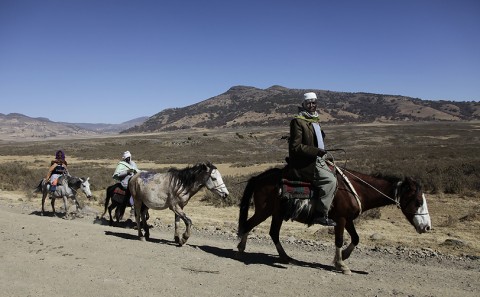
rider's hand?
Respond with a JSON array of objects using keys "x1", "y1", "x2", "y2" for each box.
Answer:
[{"x1": 317, "y1": 149, "x2": 326, "y2": 157}]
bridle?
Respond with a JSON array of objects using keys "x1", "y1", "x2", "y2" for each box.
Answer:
[{"x1": 205, "y1": 166, "x2": 226, "y2": 191}]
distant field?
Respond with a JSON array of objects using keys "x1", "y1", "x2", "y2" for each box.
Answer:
[{"x1": 1, "y1": 121, "x2": 479, "y2": 197}]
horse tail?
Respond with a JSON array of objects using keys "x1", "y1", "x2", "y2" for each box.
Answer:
[
  {"x1": 237, "y1": 175, "x2": 257, "y2": 237},
  {"x1": 34, "y1": 179, "x2": 44, "y2": 193},
  {"x1": 102, "y1": 185, "x2": 112, "y2": 218}
]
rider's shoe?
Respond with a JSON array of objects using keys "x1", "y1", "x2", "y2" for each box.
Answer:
[{"x1": 313, "y1": 216, "x2": 336, "y2": 227}]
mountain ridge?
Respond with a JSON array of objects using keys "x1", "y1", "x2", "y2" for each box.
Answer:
[
  {"x1": 122, "y1": 85, "x2": 480, "y2": 133},
  {"x1": 2, "y1": 85, "x2": 479, "y2": 138},
  {"x1": 0, "y1": 113, "x2": 147, "y2": 140}
]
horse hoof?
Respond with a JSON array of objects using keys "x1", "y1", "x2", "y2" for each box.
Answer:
[
  {"x1": 140, "y1": 237, "x2": 146, "y2": 242},
  {"x1": 335, "y1": 263, "x2": 352, "y2": 275},
  {"x1": 174, "y1": 236, "x2": 180, "y2": 244}
]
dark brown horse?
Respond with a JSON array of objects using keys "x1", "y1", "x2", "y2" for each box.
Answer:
[
  {"x1": 100, "y1": 183, "x2": 131, "y2": 226},
  {"x1": 237, "y1": 165, "x2": 431, "y2": 274}
]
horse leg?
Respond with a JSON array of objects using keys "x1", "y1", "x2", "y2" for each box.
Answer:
[
  {"x1": 173, "y1": 206, "x2": 192, "y2": 246},
  {"x1": 101, "y1": 187, "x2": 111, "y2": 219},
  {"x1": 141, "y1": 206, "x2": 150, "y2": 241},
  {"x1": 174, "y1": 213, "x2": 181, "y2": 244},
  {"x1": 74, "y1": 198, "x2": 82, "y2": 211},
  {"x1": 41, "y1": 192, "x2": 47, "y2": 216},
  {"x1": 117, "y1": 203, "x2": 126, "y2": 222},
  {"x1": 51, "y1": 198, "x2": 56, "y2": 217},
  {"x1": 237, "y1": 203, "x2": 272, "y2": 254},
  {"x1": 270, "y1": 211, "x2": 293, "y2": 263},
  {"x1": 342, "y1": 220, "x2": 359, "y2": 261},
  {"x1": 73, "y1": 198, "x2": 84, "y2": 218},
  {"x1": 133, "y1": 200, "x2": 144, "y2": 241},
  {"x1": 62, "y1": 196, "x2": 69, "y2": 219},
  {"x1": 108, "y1": 203, "x2": 116, "y2": 226},
  {"x1": 333, "y1": 218, "x2": 352, "y2": 275}
]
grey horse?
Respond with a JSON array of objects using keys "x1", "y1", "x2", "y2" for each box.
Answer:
[
  {"x1": 129, "y1": 162, "x2": 229, "y2": 246},
  {"x1": 35, "y1": 175, "x2": 93, "y2": 218}
]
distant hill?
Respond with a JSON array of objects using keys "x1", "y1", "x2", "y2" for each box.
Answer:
[
  {"x1": 68, "y1": 116, "x2": 149, "y2": 133},
  {"x1": 0, "y1": 113, "x2": 148, "y2": 140},
  {"x1": 122, "y1": 85, "x2": 480, "y2": 133}
]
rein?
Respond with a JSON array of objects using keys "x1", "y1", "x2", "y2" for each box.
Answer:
[
  {"x1": 339, "y1": 167, "x2": 429, "y2": 216},
  {"x1": 340, "y1": 167, "x2": 401, "y2": 208}
]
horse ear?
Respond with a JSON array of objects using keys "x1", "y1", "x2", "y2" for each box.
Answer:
[
  {"x1": 86, "y1": 177, "x2": 90, "y2": 181},
  {"x1": 206, "y1": 161, "x2": 216, "y2": 169}
]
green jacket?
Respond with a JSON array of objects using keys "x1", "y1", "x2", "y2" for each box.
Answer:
[
  {"x1": 112, "y1": 161, "x2": 138, "y2": 181},
  {"x1": 287, "y1": 117, "x2": 325, "y2": 181}
]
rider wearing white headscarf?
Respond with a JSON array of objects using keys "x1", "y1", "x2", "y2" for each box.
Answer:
[
  {"x1": 288, "y1": 92, "x2": 337, "y2": 226},
  {"x1": 113, "y1": 151, "x2": 139, "y2": 189}
]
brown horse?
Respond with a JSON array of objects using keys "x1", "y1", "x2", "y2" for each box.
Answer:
[{"x1": 237, "y1": 165, "x2": 432, "y2": 274}]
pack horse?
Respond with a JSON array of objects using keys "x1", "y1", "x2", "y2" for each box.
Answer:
[{"x1": 129, "y1": 162, "x2": 229, "y2": 246}]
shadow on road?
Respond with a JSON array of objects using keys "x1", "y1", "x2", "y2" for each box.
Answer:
[{"x1": 189, "y1": 244, "x2": 368, "y2": 274}]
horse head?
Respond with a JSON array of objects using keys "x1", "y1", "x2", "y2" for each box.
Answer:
[
  {"x1": 397, "y1": 177, "x2": 431, "y2": 234},
  {"x1": 80, "y1": 177, "x2": 93, "y2": 199},
  {"x1": 203, "y1": 162, "x2": 229, "y2": 199},
  {"x1": 68, "y1": 176, "x2": 93, "y2": 199}
]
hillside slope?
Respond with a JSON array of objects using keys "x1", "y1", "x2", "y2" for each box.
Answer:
[{"x1": 123, "y1": 85, "x2": 480, "y2": 133}]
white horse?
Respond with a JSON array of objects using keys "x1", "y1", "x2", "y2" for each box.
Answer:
[
  {"x1": 36, "y1": 175, "x2": 93, "y2": 218},
  {"x1": 129, "y1": 162, "x2": 229, "y2": 246}
]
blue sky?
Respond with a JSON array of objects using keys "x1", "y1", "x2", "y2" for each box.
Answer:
[{"x1": 1, "y1": 0, "x2": 479, "y2": 124}]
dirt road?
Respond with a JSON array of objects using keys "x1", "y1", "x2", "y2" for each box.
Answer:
[{"x1": 0, "y1": 193, "x2": 478, "y2": 297}]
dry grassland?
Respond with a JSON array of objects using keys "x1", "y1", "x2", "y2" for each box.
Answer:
[{"x1": 0, "y1": 122, "x2": 479, "y2": 257}]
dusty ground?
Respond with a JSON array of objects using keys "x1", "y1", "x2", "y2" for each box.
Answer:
[{"x1": 0, "y1": 188, "x2": 478, "y2": 297}]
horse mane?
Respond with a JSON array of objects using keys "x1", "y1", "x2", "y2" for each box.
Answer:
[
  {"x1": 251, "y1": 167, "x2": 283, "y2": 182},
  {"x1": 168, "y1": 163, "x2": 209, "y2": 190},
  {"x1": 370, "y1": 172, "x2": 403, "y2": 184}
]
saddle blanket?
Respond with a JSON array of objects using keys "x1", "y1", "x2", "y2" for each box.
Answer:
[
  {"x1": 113, "y1": 187, "x2": 126, "y2": 196},
  {"x1": 280, "y1": 179, "x2": 313, "y2": 200}
]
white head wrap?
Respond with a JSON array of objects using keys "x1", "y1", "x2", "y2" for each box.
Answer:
[
  {"x1": 303, "y1": 92, "x2": 317, "y2": 101},
  {"x1": 122, "y1": 151, "x2": 131, "y2": 160}
]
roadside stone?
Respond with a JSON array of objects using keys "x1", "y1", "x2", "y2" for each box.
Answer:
[{"x1": 370, "y1": 233, "x2": 385, "y2": 240}]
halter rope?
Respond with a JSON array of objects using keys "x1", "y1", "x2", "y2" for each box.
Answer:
[
  {"x1": 205, "y1": 167, "x2": 226, "y2": 191},
  {"x1": 340, "y1": 167, "x2": 401, "y2": 207}
]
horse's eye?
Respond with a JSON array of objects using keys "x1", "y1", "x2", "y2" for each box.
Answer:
[{"x1": 211, "y1": 177, "x2": 217, "y2": 181}]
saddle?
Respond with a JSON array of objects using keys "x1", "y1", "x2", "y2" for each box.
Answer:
[
  {"x1": 49, "y1": 176, "x2": 66, "y2": 192},
  {"x1": 280, "y1": 158, "x2": 338, "y2": 200},
  {"x1": 112, "y1": 185, "x2": 129, "y2": 204},
  {"x1": 280, "y1": 179, "x2": 313, "y2": 200}
]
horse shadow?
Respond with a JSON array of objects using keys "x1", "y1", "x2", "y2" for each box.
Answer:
[
  {"x1": 103, "y1": 230, "x2": 179, "y2": 247},
  {"x1": 189, "y1": 244, "x2": 368, "y2": 274},
  {"x1": 30, "y1": 210, "x2": 68, "y2": 219},
  {"x1": 93, "y1": 216, "x2": 138, "y2": 229}
]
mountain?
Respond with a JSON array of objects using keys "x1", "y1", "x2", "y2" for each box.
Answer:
[
  {"x1": 0, "y1": 113, "x2": 148, "y2": 140},
  {"x1": 67, "y1": 116, "x2": 149, "y2": 133},
  {"x1": 122, "y1": 85, "x2": 480, "y2": 133}
]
